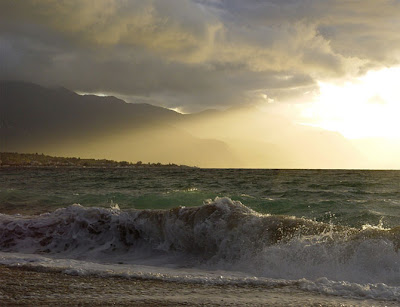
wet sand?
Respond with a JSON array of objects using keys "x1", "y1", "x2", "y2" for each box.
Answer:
[{"x1": 0, "y1": 265, "x2": 397, "y2": 306}]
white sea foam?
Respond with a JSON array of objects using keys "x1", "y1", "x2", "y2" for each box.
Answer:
[
  {"x1": 1, "y1": 197, "x2": 400, "y2": 301},
  {"x1": 0, "y1": 251, "x2": 399, "y2": 302}
]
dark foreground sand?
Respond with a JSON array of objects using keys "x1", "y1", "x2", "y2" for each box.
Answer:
[{"x1": 0, "y1": 265, "x2": 397, "y2": 306}]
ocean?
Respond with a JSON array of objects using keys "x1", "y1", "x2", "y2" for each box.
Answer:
[{"x1": 1, "y1": 167, "x2": 400, "y2": 305}]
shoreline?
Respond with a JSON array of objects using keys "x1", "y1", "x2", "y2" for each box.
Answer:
[
  {"x1": 0, "y1": 265, "x2": 396, "y2": 306},
  {"x1": 0, "y1": 152, "x2": 196, "y2": 169},
  {"x1": 0, "y1": 165, "x2": 194, "y2": 170}
]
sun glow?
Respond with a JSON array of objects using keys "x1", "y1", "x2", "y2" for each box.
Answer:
[
  {"x1": 301, "y1": 67, "x2": 400, "y2": 139},
  {"x1": 76, "y1": 91, "x2": 108, "y2": 97}
]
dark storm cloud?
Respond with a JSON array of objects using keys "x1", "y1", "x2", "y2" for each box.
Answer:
[{"x1": 1, "y1": 0, "x2": 400, "y2": 111}]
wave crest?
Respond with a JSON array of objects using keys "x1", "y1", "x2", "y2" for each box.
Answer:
[
  {"x1": 1, "y1": 197, "x2": 400, "y2": 286},
  {"x1": 0, "y1": 197, "x2": 332, "y2": 256}
]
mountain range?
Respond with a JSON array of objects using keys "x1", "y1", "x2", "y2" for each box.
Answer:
[{"x1": 1, "y1": 80, "x2": 368, "y2": 168}]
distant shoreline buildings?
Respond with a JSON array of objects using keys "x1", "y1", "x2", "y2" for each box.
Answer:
[{"x1": 0, "y1": 152, "x2": 193, "y2": 168}]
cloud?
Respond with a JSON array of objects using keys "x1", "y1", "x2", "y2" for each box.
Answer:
[
  {"x1": 1, "y1": 0, "x2": 400, "y2": 111},
  {"x1": 0, "y1": 0, "x2": 220, "y2": 62}
]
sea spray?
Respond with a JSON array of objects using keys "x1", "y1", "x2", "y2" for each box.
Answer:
[{"x1": 0, "y1": 198, "x2": 399, "y2": 286}]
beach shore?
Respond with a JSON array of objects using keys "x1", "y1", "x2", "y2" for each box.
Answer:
[{"x1": 0, "y1": 265, "x2": 396, "y2": 306}]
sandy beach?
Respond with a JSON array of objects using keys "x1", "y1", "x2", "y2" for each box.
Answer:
[{"x1": 0, "y1": 265, "x2": 397, "y2": 306}]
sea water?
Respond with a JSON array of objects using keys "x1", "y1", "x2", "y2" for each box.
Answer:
[{"x1": 1, "y1": 167, "x2": 400, "y2": 304}]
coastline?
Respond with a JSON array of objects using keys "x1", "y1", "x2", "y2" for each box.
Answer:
[
  {"x1": 0, "y1": 265, "x2": 396, "y2": 307},
  {"x1": 0, "y1": 152, "x2": 196, "y2": 169}
]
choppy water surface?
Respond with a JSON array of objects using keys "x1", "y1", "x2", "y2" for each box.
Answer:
[
  {"x1": 2, "y1": 168, "x2": 400, "y2": 227},
  {"x1": 1, "y1": 167, "x2": 400, "y2": 303}
]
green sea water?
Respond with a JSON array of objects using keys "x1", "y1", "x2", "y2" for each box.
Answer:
[
  {"x1": 2, "y1": 167, "x2": 400, "y2": 228},
  {"x1": 2, "y1": 167, "x2": 400, "y2": 304}
]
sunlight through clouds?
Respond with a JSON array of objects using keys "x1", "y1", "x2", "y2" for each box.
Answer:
[
  {"x1": 3, "y1": 1, "x2": 400, "y2": 168},
  {"x1": 301, "y1": 67, "x2": 400, "y2": 139}
]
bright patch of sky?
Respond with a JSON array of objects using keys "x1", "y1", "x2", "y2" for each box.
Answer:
[{"x1": 300, "y1": 67, "x2": 400, "y2": 139}]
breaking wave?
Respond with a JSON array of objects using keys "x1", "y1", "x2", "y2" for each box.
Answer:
[{"x1": 1, "y1": 197, "x2": 400, "y2": 300}]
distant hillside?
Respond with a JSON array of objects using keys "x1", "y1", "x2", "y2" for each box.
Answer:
[
  {"x1": 0, "y1": 80, "x2": 368, "y2": 168},
  {"x1": 0, "y1": 80, "x2": 180, "y2": 144},
  {"x1": 0, "y1": 152, "x2": 192, "y2": 168},
  {"x1": 0, "y1": 81, "x2": 240, "y2": 167}
]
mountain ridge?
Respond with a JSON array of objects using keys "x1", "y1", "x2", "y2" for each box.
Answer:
[
  {"x1": 0, "y1": 80, "x2": 369, "y2": 168},
  {"x1": 0, "y1": 80, "x2": 240, "y2": 167}
]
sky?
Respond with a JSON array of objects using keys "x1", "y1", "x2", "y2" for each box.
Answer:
[{"x1": 2, "y1": 0, "x2": 400, "y2": 167}]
